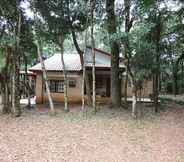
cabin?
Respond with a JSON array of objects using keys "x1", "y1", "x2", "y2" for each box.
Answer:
[{"x1": 29, "y1": 47, "x2": 153, "y2": 104}]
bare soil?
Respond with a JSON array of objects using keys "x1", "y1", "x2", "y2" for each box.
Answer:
[{"x1": 0, "y1": 102, "x2": 183, "y2": 162}]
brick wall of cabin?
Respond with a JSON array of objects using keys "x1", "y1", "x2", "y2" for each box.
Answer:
[
  {"x1": 35, "y1": 72, "x2": 82, "y2": 104},
  {"x1": 35, "y1": 71, "x2": 153, "y2": 104}
]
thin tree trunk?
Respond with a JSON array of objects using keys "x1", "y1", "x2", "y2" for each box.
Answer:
[
  {"x1": 12, "y1": 11, "x2": 21, "y2": 117},
  {"x1": 81, "y1": 28, "x2": 89, "y2": 114},
  {"x1": 82, "y1": 56, "x2": 86, "y2": 114},
  {"x1": 2, "y1": 47, "x2": 11, "y2": 114},
  {"x1": 68, "y1": 0, "x2": 91, "y2": 108},
  {"x1": 129, "y1": 73, "x2": 137, "y2": 118},
  {"x1": 86, "y1": 74, "x2": 92, "y2": 103},
  {"x1": 132, "y1": 87, "x2": 137, "y2": 118},
  {"x1": 71, "y1": 20, "x2": 92, "y2": 106},
  {"x1": 153, "y1": 15, "x2": 162, "y2": 113},
  {"x1": 36, "y1": 38, "x2": 55, "y2": 115},
  {"x1": 123, "y1": 0, "x2": 134, "y2": 108},
  {"x1": 124, "y1": 68, "x2": 128, "y2": 107},
  {"x1": 153, "y1": 74, "x2": 159, "y2": 112},
  {"x1": 182, "y1": 61, "x2": 184, "y2": 93},
  {"x1": 12, "y1": 55, "x2": 21, "y2": 116},
  {"x1": 123, "y1": 0, "x2": 137, "y2": 116},
  {"x1": 2, "y1": 79, "x2": 10, "y2": 114},
  {"x1": 90, "y1": 0, "x2": 96, "y2": 112},
  {"x1": 59, "y1": 36, "x2": 69, "y2": 112},
  {"x1": 25, "y1": 56, "x2": 31, "y2": 108}
]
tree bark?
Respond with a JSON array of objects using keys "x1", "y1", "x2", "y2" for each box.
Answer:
[
  {"x1": 124, "y1": 0, "x2": 131, "y2": 106},
  {"x1": 182, "y1": 61, "x2": 184, "y2": 93},
  {"x1": 36, "y1": 38, "x2": 55, "y2": 115},
  {"x1": 123, "y1": 0, "x2": 138, "y2": 116},
  {"x1": 90, "y1": 0, "x2": 96, "y2": 112},
  {"x1": 59, "y1": 36, "x2": 69, "y2": 112},
  {"x1": 71, "y1": 29, "x2": 92, "y2": 106},
  {"x1": 131, "y1": 84, "x2": 137, "y2": 118},
  {"x1": 12, "y1": 11, "x2": 21, "y2": 117},
  {"x1": 124, "y1": 68, "x2": 128, "y2": 106},
  {"x1": 153, "y1": 73, "x2": 159, "y2": 112},
  {"x1": 106, "y1": 0, "x2": 121, "y2": 108},
  {"x1": 153, "y1": 14, "x2": 162, "y2": 113},
  {"x1": 25, "y1": 56, "x2": 31, "y2": 108},
  {"x1": 1, "y1": 47, "x2": 11, "y2": 114},
  {"x1": 2, "y1": 78, "x2": 10, "y2": 114},
  {"x1": 82, "y1": 29, "x2": 88, "y2": 114}
]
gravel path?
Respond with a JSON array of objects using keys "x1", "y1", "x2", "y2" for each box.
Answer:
[{"x1": 0, "y1": 103, "x2": 183, "y2": 162}]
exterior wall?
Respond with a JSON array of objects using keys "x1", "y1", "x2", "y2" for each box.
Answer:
[
  {"x1": 121, "y1": 78, "x2": 153, "y2": 97},
  {"x1": 35, "y1": 74, "x2": 43, "y2": 102},
  {"x1": 35, "y1": 71, "x2": 82, "y2": 104},
  {"x1": 35, "y1": 70, "x2": 153, "y2": 104}
]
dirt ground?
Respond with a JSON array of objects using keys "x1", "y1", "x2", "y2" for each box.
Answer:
[{"x1": 0, "y1": 102, "x2": 184, "y2": 162}]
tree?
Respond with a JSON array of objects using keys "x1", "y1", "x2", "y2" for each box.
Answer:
[
  {"x1": 33, "y1": 0, "x2": 71, "y2": 112},
  {"x1": 106, "y1": 0, "x2": 121, "y2": 108},
  {"x1": 0, "y1": 0, "x2": 23, "y2": 117},
  {"x1": 90, "y1": 0, "x2": 97, "y2": 112},
  {"x1": 34, "y1": 22, "x2": 55, "y2": 115}
]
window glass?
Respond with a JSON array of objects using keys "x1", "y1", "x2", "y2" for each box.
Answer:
[
  {"x1": 57, "y1": 81, "x2": 64, "y2": 92},
  {"x1": 50, "y1": 80, "x2": 56, "y2": 92},
  {"x1": 48, "y1": 80, "x2": 64, "y2": 93},
  {"x1": 69, "y1": 79, "x2": 76, "y2": 87}
]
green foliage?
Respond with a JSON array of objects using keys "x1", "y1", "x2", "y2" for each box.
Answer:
[
  {"x1": 0, "y1": 49, "x2": 5, "y2": 72},
  {"x1": 33, "y1": 0, "x2": 89, "y2": 46}
]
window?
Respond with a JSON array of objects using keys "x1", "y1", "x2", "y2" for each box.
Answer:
[
  {"x1": 48, "y1": 80, "x2": 64, "y2": 93},
  {"x1": 69, "y1": 79, "x2": 76, "y2": 88},
  {"x1": 57, "y1": 81, "x2": 64, "y2": 93},
  {"x1": 49, "y1": 80, "x2": 56, "y2": 92}
]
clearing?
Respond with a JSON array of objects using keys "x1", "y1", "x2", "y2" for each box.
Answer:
[{"x1": 0, "y1": 102, "x2": 184, "y2": 162}]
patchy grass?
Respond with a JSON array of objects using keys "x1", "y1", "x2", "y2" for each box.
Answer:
[{"x1": 0, "y1": 102, "x2": 183, "y2": 162}]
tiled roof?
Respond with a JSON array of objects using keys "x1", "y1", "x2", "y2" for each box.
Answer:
[
  {"x1": 29, "y1": 48, "x2": 125, "y2": 72},
  {"x1": 29, "y1": 53, "x2": 82, "y2": 72}
]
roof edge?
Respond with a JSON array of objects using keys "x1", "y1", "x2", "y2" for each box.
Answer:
[{"x1": 86, "y1": 46, "x2": 111, "y2": 56}]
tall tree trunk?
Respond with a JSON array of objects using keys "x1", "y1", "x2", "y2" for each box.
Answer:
[
  {"x1": 153, "y1": 73, "x2": 159, "y2": 112},
  {"x1": 71, "y1": 27, "x2": 92, "y2": 106},
  {"x1": 36, "y1": 38, "x2": 55, "y2": 115},
  {"x1": 106, "y1": 0, "x2": 121, "y2": 108},
  {"x1": 82, "y1": 53, "x2": 86, "y2": 114},
  {"x1": 67, "y1": 0, "x2": 91, "y2": 107},
  {"x1": 2, "y1": 78, "x2": 10, "y2": 114},
  {"x1": 131, "y1": 82, "x2": 137, "y2": 118},
  {"x1": 124, "y1": 67, "x2": 128, "y2": 107},
  {"x1": 153, "y1": 14, "x2": 162, "y2": 113},
  {"x1": 12, "y1": 52, "x2": 21, "y2": 116},
  {"x1": 12, "y1": 11, "x2": 21, "y2": 117},
  {"x1": 90, "y1": 0, "x2": 96, "y2": 112},
  {"x1": 182, "y1": 61, "x2": 184, "y2": 93},
  {"x1": 59, "y1": 36, "x2": 69, "y2": 112},
  {"x1": 123, "y1": 0, "x2": 134, "y2": 111},
  {"x1": 81, "y1": 28, "x2": 89, "y2": 114},
  {"x1": 25, "y1": 56, "x2": 31, "y2": 108},
  {"x1": 2, "y1": 47, "x2": 11, "y2": 114}
]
